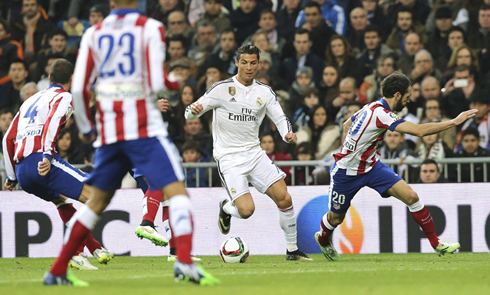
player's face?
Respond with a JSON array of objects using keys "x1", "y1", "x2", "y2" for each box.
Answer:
[
  {"x1": 462, "y1": 135, "x2": 479, "y2": 154},
  {"x1": 394, "y1": 86, "x2": 412, "y2": 112},
  {"x1": 235, "y1": 53, "x2": 259, "y2": 86},
  {"x1": 260, "y1": 135, "x2": 275, "y2": 154},
  {"x1": 448, "y1": 31, "x2": 464, "y2": 49},
  {"x1": 420, "y1": 163, "x2": 440, "y2": 183},
  {"x1": 330, "y1": 38, "x2": 345, "y2": 58}
]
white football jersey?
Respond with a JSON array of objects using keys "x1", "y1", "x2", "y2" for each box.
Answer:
[
  {"x1": 185, "y1": 76, "x2": 292, "y2": 160},
  {"x1": 334, "y1": 99, "x2": 406, "y2": 175}
]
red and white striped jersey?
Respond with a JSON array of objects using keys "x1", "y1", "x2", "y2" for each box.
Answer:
[
  {"x1": 333, "y1": 98, "x2": 406, "y2": 175},
  {"x1": 71, "y1": 9, "x2": 178, "y2": 147},
  {"x1": 2, "y1": 85, "x2": 73, "y2": 181}
]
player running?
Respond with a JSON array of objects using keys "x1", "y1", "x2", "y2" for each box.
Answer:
[
  {"x1": 43, "y1": 0, "x2": 219, "y2": 286},
  {"x1": 2, "y1": 58, "x2": 114, "y2": 271},
  {"x1": 314, "y1": 72, "x2": 476, "y2": 261},
  {"x1": 185, "y1": 45, "x2": 311, "y2": 261}
]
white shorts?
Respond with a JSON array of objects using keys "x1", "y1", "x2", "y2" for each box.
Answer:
[{"x1": 217, "y1": 147, "x2": 286, "y2": 201}]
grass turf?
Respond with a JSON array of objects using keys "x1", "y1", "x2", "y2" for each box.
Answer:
[{"x1": 0, "y1": 253, "x2": 489, "y2": 295}]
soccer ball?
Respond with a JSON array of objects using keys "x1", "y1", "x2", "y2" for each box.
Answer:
[{"x1": 219, "y1": 237, "x2": 249, "y2": 263}]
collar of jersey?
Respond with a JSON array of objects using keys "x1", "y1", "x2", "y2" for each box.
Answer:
[
  {"x1": 49, "y1": 84, "x2": 63, "y2": 89},
  {"x1": 233, "y1": 75, "x2": 254, "y2": 90},
  {"x1": 380, "y1": 98, "x2": 391, "y2": 111},
  {"x1": 110, "y1": 8, "x2": 140, "y2": 16}
]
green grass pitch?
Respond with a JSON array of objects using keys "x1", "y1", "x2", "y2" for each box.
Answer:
[{"x1": 1, "y1": 253, "x2": 489, "y2": 295}]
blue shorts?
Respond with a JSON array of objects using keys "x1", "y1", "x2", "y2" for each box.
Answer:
[
  {"x1": 15, "y1": 153, "x2": 87, "y2": 202},
  {"x1": 329, "y1": 161, "x2": 403, "y2": 213},
  {"x1": 86, "y1": 136, "x2": 185, "y2": 191}
]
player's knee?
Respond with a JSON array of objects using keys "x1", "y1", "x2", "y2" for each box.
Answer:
[
  {"x1": 329, "y1": 213, "x2": 345, "y2": 226},
  {"x1": 238, "y1": 206, "x2": 255, "y2": 219},
  {"x1": 405, "y1": 191, "x2": 420, "y2": 205},
  {"x1": 274, "y1": 192, "x2": 292, "y2": 209}
]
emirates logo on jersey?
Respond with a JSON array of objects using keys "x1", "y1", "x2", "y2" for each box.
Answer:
[
  {"x1": 256, "y1": 97, "x2": 262, "y2": 106},
  {"x1": 229, "y1": 87, "x2": 236, "y2": 96}
]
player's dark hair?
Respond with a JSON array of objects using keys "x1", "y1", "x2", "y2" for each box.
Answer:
[
  {"x1": 381, "y1": 71, "x2": 412, "y2": 98},
  {"x1": 462, "y1": 127, "x2": 480, "y2": 140},
  {"x1": 49, "y1": 58, "x2": 74, "y2": 85},
  {"x1": 236, "y1": 44, "x2": 261, "y2": 61}
]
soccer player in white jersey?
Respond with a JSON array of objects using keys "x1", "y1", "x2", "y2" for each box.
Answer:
[
  {"x1": 185, "y1": 45, "x2": 312, "y2": 261},
  {"x1": 314, "y1": 72, "x2": 477, "y2": 261},
  {"x1": 44, "y1": 0, "x2": 219, "y2": 286},
  {"x1": 2, "y1": 58, "x2": 114, "y2": 271}
]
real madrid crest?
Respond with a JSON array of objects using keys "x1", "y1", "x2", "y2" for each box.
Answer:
[
  {"x1": 229, "y1": 87, "x2": 236, "y2": 96},
  {"x1": 256, "y1": 97, "x2": 262, "y2": 106},
  {"x1": 231, "y1": 188, "x2": 236, "y2": 195}
]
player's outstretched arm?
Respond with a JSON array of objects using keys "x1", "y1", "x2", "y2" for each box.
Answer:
[{"x1": 395, "y1": 109, "x2": 477, "y2": 137}]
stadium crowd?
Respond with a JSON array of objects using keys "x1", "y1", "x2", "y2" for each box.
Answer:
[{"x1": 1, "y1": 0, "x2": 489, "y2": 186}]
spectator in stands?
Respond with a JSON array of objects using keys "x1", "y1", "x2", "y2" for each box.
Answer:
[
  {"x1": 410, "y1": 49, "x2": 441, "y2": 84},
  {"x1": 296, "y1": 104, "x2": 341, "y2": 160},
  {"x1": 395, "y1": 33, "x2": 423, "y2": 77},
  {"x1": 165, "y1": 35, "x2": 198, "y2": 79},
  {"x1": 325, "y1": 35, "x2": 358, "y2": 80},
  {"x1": 19, "y1": 81, "x2": 37, "y2": 103},
  {"x1": 385, "y1": 0, "x2": 431, "y2": 27},
  {"x1": 276, "y1": 0, "x2": 302, "y2": 54},
  {"x1": 328, "y1": 77, "x2": 360, "y2": 123},
  {"x1": 318, "y1": 65, "x2": 340, "y2": 105},
  {"x1": 467, "y1": 4, "x2": 490, "y2": 51},
  {"x1": 188, "y1": 20, "x2": 219, "y2": 68},
  {"x1": 200, "y1": 28, "x2": 237, "y2": 77},
  {"x1": 450, "y1": 127, "x2": 489, "y2": 182},
  {"x1": 67, "y1": 0, "x2": 109, "y2": 27},
  {"x1": 425, "y1": 6, "x2": 454, "y2": 71},
  {"x1": 288, "y1": 66, "x2": 316, "y2": 112},
  {"x1": 231, "y1": 0, "x2": 262, "y2": 45},
  {"x1": 197, "y1": 66, "x2": 227, "y2": 96},
  {"x1": 420, "y1": 97, "x2": 457, "y2": 149},
  {"x1": 379, "y1": 129, "x2": 414, "y2": 178},
  {"x1": 292, "y1": 142, "x2": 316, "y2": 185},
  {"x1": 360, "y1": 53, "x2": 396, "y2": 103},
  {"x1": 443, "y1": 44, "x2": 480, "y2": 84},
  {"x1": 356, "y1": 25, "x2": 392, "y2": 82},
  {"x1": 11, "y1": 0, "x2": 55, "y2": 65},
  {"x1": 162, "y1": 84, "x2": 198, "y2": 140},
  {"x1": 166, "y1": 10, "x2": 194, "y2": 47},
  {"x1": 296, "y1": 0, "x2": 346, "y2": 35},
  {"x1": 250, "y1": 31, "x2": 281, "y2": 77},
  {"x1": 345, "y1": 7, "x2": 368, "y2": 54},
  {"x1": 292, "y1": 89, "x2": 320, "y2": 129},
  {"x1": 425, "y1": 0, "x2": 463, "y2": 34},
  {"x1": 0, "y1": 108, "x2": 13, "y2": 153},
  {"x1": 442, "y1": 65, "x2": 478, "y2": 118},
  {"x1": 242, "y1": 9, "x2": 287, "y2": 55},
  {"x1": 37, "y1": 54, "x2": 61, "y2": 90},
  {"x1": 417, "y1": 159, "x2": 448, "y2": 183},
  {"x1": 454, "y1": 90, "x2": 490, "y2": 151},
  {"x1": 0, "y1": 18, "x2": 24, "y2": 87},
  {"x1": 174, "y1": 117, "x2": 213, "y2": 155},
  {"x1": 281, "y1": 28, "x2": 323, "y2": 85},
  {"x1": 150, "y1": 0, "x2": 185, "y2": 27},
  {"x1": 433, "y1": 26, "x2": 466, "y2": 73},
  {"x1": 195, "y1": 0, "x2": 231, "y2": 34},
  {"x1": 298, "y1": 2, "x2": 336, "y2": 58},
  {"x1": 55, "y1": 128, "x2": 85, "y2": 165},
  {"x1": 337, "y1": 101, "x2": 362, "y2": 129},
  {"x1": 260, "y1": 133, "x2": 292, "y2": 184},
  {"x1": 0, "y1": 60, "x2": 28, "y2": 112},
  {"x1": 169, "y1": 58, "x2": 198, "y2": 91},
  {"x1": 182, "y1": 139, "x2": 211, "y2": 187},
  {"x1": 407, "y1": 75, "x2": 439, "y2": 116},
  {"x1": 361, "y1": 0, "x2": 387, "y2": 36},
  {"x1": 88, "y1": 4, "x2": 108, "y2": 26},
  {"x1": 386, "y1": 9, "x2": 427, "y2": 53},
  {"x1": 415, "y1": 127, "x2": 452, "y2": 171}
]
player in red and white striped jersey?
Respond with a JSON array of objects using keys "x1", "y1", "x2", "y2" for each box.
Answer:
[
  {"x1": 315, "y1": 72, "x2": 477, "y2": 261},
  {"x1": 45, "y1": 0, "x2": 219, "y2": 287}
]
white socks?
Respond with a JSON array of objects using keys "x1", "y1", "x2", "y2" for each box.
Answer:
[
  {"x1": 278, "y1": 206, "x2": 298, "y2": 252},
  {"x1": 223, "y1": 200, "x2": 244, "y2": 219},
  {"x1": 407, "y1": 200, "x2": 424, "y2": 212},
  {"x1": 169, "y1": 195, "x2": 192, "y2": 237}
]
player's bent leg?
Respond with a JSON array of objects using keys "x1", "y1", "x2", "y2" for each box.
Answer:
[
  {"x1": 135, "y1": 189, "x2": 168, "y2": 247},
  {"x1": 385, "y1": 180, "x2": 419, "y2": 206},
  {"x1": 219, "y1": 194, "x2": 254, "y2": 235},
  {"x1": 77, "y1": 185, "x2": 93, "y2": 204},
  {"x1": 233, "y1": 194, "x2": 255, "y2": 219}
]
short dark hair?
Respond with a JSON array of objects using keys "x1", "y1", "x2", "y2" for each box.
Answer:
[
  {"x1": 421, "y1": 159, "x2": 439, "y2": 172},
  {"x1": 0, "y1": 108, "x2": 13, "y2": 117},
  {"x1": 304, "y1": 1, "x2": 322, "y2": 14},
  {"x1": 182, "y1": 140, "x2": 201, "y2": 153},
  {"x1": 260, "y1": 8, "x2": 275, "y2": 18},
  {"x1": 381, "y1": 71, "x2": 412, "y2": 98},
  {"x1": 294, "y1": 28, "x2": 311, "y2": 40},
  {"x1": 220, "y1": 27, "x2": 235, "y2": 38},
  {"x1": 48, "y1": 28, "x2": 67, "y2": 40},
  {"x1": 363, "y1": 25, "x2": 380, "y2": 38},
  {"x1": 454, "y1": 64, "x2": 472, "y2": 74},
  {"x1": 462, "y1": 127, "x2": 480, "y2": 140},
  {"x1": 167, "y1": 34, "x2": 188, "y2": 50},
  {"x1": 49, "y1": 58, "x2": 74, "y2": 84},
  {"x1": 236, "y1": 44, "x2": 261, "y2": 61},
  {"x1": 303, "y1": 88, "x2": 319, "y2": 99},
  {"x1": 10, "y1": 59, "x2": 27, "y2": 71},
  {"x1": 480, "y1": 4, "x2": 490, "y2": 11},
  {"x1": 448, "y1": 26, "x2": 465, "y2": 40}
]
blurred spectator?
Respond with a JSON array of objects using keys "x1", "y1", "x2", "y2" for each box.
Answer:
[
  {"x1": 166, "y1": 10, "x2": 194, "y2": 47},
  {"x1": 452, "y1": 0, "x2": 483, "y2": 31},
  {"x1": 379, "y1": 129, "x2": 414, "y2": 177},
  {"x1": 345, "y1": 7, "x2": 368, "y2": 54},
  {"x1": 188, "y1": 0, "x2": 206, "y2": 25},
  {"x1": 194, "y1": 0, "x2": 231, "y2": 34},
  {"x1": 384, "y1": 0, "x2": 431, "y2": 27},
  {"x1": 0, "y1": 18, "x2": 24, "y2": 86},
  {"x1": 467, "y1": 4, "x2": 490, "y2": 51},
  {"x1": 230, "y1": 0, "x2": 262, "y2": 45},
  {"x1": 431, "y1": 26, "x2": 466, "y2": 72},
  {"x1": 66, "y1": 0, "x2": 109, "y2": 26},
  {"x1": 256, "y1": 9, "x2": 287, "y2": 54},
  {"x1": 425, "y1": 0, "x2": 463, "y2": 35},
  {"x1": 410, "y1": 49, "x2": 441, "y2": 84},
  {"x1": 420, "y1": 97, "x2": 456, "y2": 149},
  {"x1": 296, "y1": 105, "x2": 341, "y2": 159},
  {"x1": 298, "y1": 1, "x2": 336, "y2": 58},
  {"x1": 425, "y1": 6, "x2": 453, "y2": 70},
  {"x1": 0, "y1": 108, "x2": 14, "y2": 152},
  {"x1": 281, "y1": 28, "x2": 323, "y2": 85},
  {"x1": 88, "y1": 4, "x2": 108, "y2": 26},
  {"x1": 163, "y1": 85, "x2": 198, "y2": 140},
  {"x1": 417, "y1": 159, "x2": 448, "y2": 183},
  {"x1": 361, "y1": 0, "x2": 387, "y2": 37},
  {"x1": 396, "y1": 32, "x2": 424, "y2": 76},
  {"x1": 11, "y1": 0, "x2": 55, "y2": 64},
  {"x1": 442, "y1": 65, "x2": 478, "y2": 118},
  {"x1": 318, "y1": 65, "x2": 340, "y2": 105},
  {"x1": 415, "y1": 129, "x2": 452, "y2": 173},
  {"x1": 360, "y1": 53, "x2": 396, "y2": 103},
  {"x1": 295, "y1": 0, "x2": 346, "y2": 35},
  {"x1": 328, "y1": 76, "x2": 360, "y2": 122},
  {"x1": 197, "y1": 66, "x2": 227, "y2": 96},
  {"x1": 169, "y1": 57, "x2": 198, "y2": 91},
  {"x1": 325, "y1": 35, "x2": 358, "y2": 80},
  {"x1": 201, "y1": 28, "x2": 237, "y2": 76},
  {"x1": 260, "y1": 133, "x2": 292, "y2": 184},
  {"x1": 407, "y1": 75, "x2": 439, "y2": 117},
  {"x1": 37, "y1": 54, "x2": 61, "y2": 90},
  {"x1": 385, "y1": 9, "x2": 426, "y2": 53},
  {"x1": 453, "y1": 90, "x2": 490, "y2": 151},
  {"x1": 188, "y1": 20, "x2": 219, "y2": 68},
  {"x1": 442, "y1": 44, "x2": 479, "y2": 85},
  {"x1": 449, "y1": 127, "x2": 489, "y2": 182},
  {"x1": 182, "y1": 139, "x2": 211, "y2": 187},
  {"x1": 250, "y1": 31, "x2": 282, "y2": 77},
  {"x1": 150, "y1": 0, "x2": 186, "y2": 27},
  {"x1": 288, "y1": 66, "x2": 316, "y2": 112},
  {"x1": 0, "y1": 60, "x2": 28, "y2": 112},
  {"x1": 19, "y1": 81, "x2": 37, "y2": 102},
  {"x1": 356, "y1": 25, "x2": 392, "y2": 82},
  {"x1": 292, "y1": 89, "x2": 320, "y2": 129},
  {"x1": 276, "y1": 0, "x2": 302, "y2": 48},
  {"x1": 165, "y1": 35, "x2": 198, "y2": 80},
  {"x1": 174, "y1": 117, "x2": 213, "y2": 155},
  {"x1": 292, "y1": 142, "x2": 316, "y2": 185}
]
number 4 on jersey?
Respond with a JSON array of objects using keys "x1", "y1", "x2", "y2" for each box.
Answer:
[{"x1": 24, "y1": 96, "x2": 42, "y2": 123}]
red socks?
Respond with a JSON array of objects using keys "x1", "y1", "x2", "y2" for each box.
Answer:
[
  {"x1": 174, "y1": 235, "x2": 192, "y2": 264},
  {"x1": 410, "y1": 206, "x2": 439, "y2": 249},
  {"x1": 317, "y1": 214, "x2": 335, "y2": 247},
  {"x1": 142, "y1": 189, "x2": 164, "y2": 223}
]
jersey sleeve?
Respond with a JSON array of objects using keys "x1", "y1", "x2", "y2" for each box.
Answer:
[
  {"x1": 184, "y1": 83, "x2": 221, "y2": 119},
  {"x1": 42, "y1": 93, "x2": 73, "y2": 160},
  {"x1": 72, "y1": 26, "x2": 96, "y2": 136},
  {"x1": 265, "y1": 90, "x2": 292, "y2": 142},
  {"x1": 2, "y1": 112, "x2": 20, "y2": 181},
  {"x1": 376, "y1": 108, "x2": 406, "y2": 131}
]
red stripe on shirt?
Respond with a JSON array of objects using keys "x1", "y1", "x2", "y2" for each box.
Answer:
[
  {"x1": 136, "y1": 99, "x2": 148, "y2": 138},
  {"x1": 358, "y1": 141, "x2": 377, "y2": 174},
  {"x1": 376, "y1": 117, "x2": 390, "y2": 129},
  {"x1": 82, "y1": 48, "x2": 95, "y2": 126},
  {"x1": 113, "y1": 101, "x2": 125, "y2": 141},
  {"x1": 16, "y1": 138, "x2": 27, "y2": 163},
  {"x1": 135, "y1": 15, "x2": 148, "y2": 27},
  {"x1": 145, "y1": 44, "x2": 152, "y2": 90},
  {"x1": 96, "y1": 102, "x2": 106, "y2": 145}
]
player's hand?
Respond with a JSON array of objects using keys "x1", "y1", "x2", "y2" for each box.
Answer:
[
  {"x1": 38, "y1": 158, "x2": 52, "y2": 176},
  {"x1": 190, "y1": 102, "x2": 203, "y2": 115},
  {"x1": 158, "y1": 98, "x2": 169, "y2": 113},
  {"x1": 285, "y1": 132, "x2": 297, "y2": 144},
  {"x1": 452, "y1": 109, "x2": 478, "y2": 125},
  {"x1": 4, "y1": 179, "x2": 16, "y2": 191}
]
